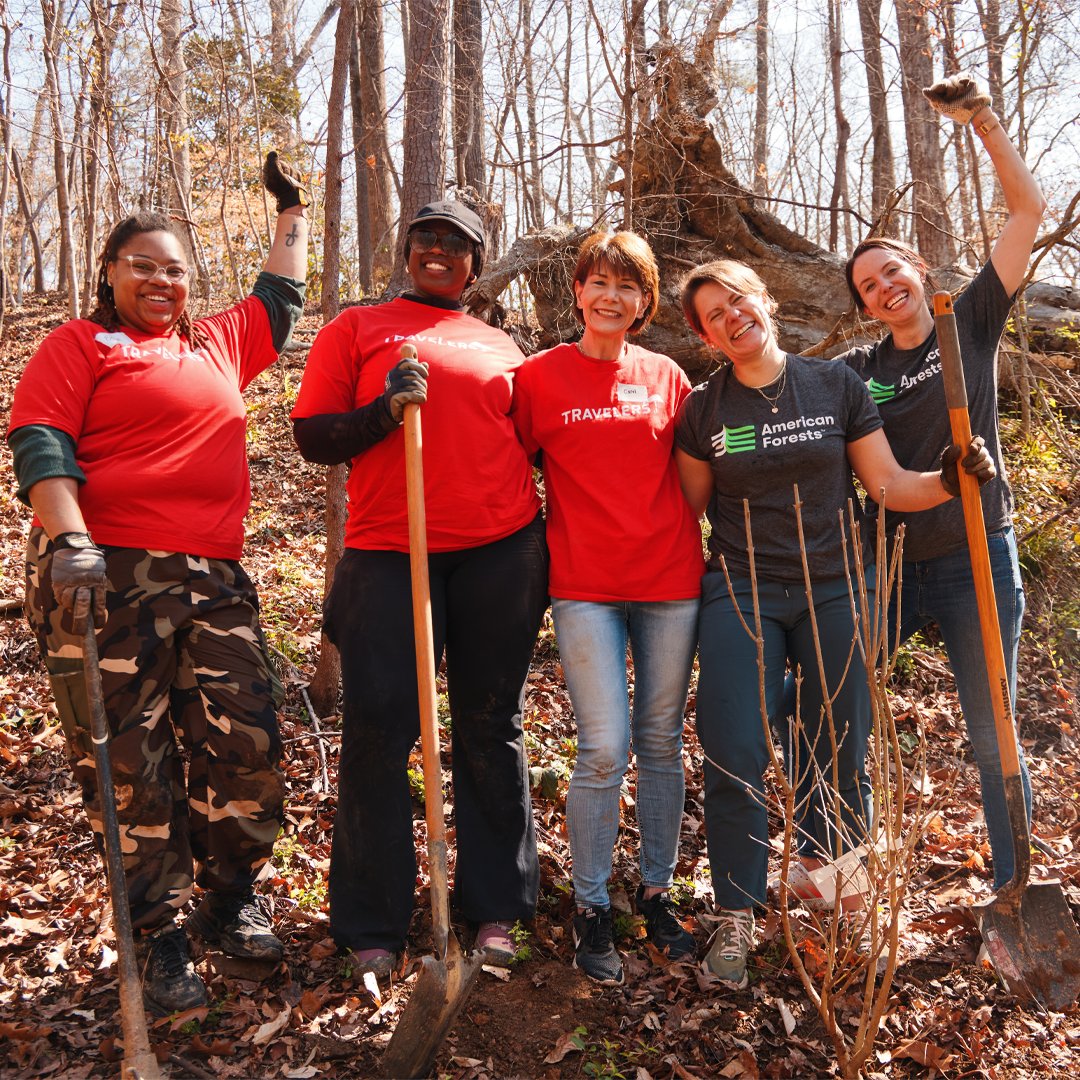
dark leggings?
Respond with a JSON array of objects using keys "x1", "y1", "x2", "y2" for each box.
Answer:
[{"x1": 324, "y1": 514, "x2": 549, "y2": 951}]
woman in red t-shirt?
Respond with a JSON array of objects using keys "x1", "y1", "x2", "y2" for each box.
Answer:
[
  {"x1": 291, "y1": 201, "x2": 548, "y2": 977},
  {"x1": 513, "y1": 232, "x2": 705, "y2": 985},
  {"x1": 7, "y1": 154, "x2": 308, "y2": 1013}
]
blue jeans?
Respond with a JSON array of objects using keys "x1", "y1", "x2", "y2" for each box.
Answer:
[
  {"x1": 697, "y1": 573, "x2": 872, "y2": 910},
  {"x1": 894, "y1": 527, "x2": 1029, "y2": 887},
  {"x1": 553, "y1": 598, "x2": 699, "y2": 908}
]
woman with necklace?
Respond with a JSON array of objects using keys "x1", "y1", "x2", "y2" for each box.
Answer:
[
  {"x1": 674, "y1": 258, "x2": 994, "y2": 988},
  {"x1": 513, "y1": 232, "x2": 704, "y2": 985}
]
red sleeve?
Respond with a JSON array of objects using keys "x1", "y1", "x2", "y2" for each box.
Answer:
[
  {"x1": 291, "y1": 311, "x2": 364, "y2": 418},
  {"x1": 195, "y1": 295, "x2": 277, "y2": 390},
  {"x1": 510, "y1": 357, "x2": 540, "y2": 457},
  {"x1": 8, "y1": 321, "x2": 99, "y2": 440}
]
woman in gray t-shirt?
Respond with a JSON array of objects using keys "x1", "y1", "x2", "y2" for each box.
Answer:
[
  {"x1": 840, "y1": 73, "x2": 1045, "y2": 894},
  {"x1": 674, "y1": 258, "x2": 993, "y2": 989}
]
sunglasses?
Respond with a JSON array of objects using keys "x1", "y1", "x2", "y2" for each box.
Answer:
[
  {"x1": 119, "y1": 255, "x2": 190, "y2": 283},
  {"x1": 409, "y1": 229, "x2": 472, "y2": 259}
]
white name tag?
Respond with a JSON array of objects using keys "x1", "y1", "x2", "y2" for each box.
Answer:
[{"x1": 616, "y1": 383, "x2": 648, "y2": 403}]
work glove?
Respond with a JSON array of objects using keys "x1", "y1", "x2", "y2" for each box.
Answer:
[
  {"x1": 51, "y1": 543, "x2": 107, "y2": 631},
  {"x1": 940, "y1": 435, "x2": 996, "y2": 498},
  {"x1": 263, "y1": 150, "x2": 309, "y2": 213},
  {"x1": 384, "y1": 359, "x2": 429, "y2": 423},
  {"x1": 922, "y1": 71, "x2": 992, "y2": 125}
]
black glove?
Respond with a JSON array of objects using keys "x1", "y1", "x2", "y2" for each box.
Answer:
[
  {"x1": 384, "y1": 359, "x2": 429, "y2": 422},
  {"x1": 922, "y1": 71, "x2": 992, "y2": 125},
  {"x1": 51, "y1": 541, "x2": 107, "y2": 631},
  {"x1": 940, "y1": 435, "x2": 996, "y2": 497},
  {"x1": 263, "y1": 151, "x2": 308, "y2": 213}
]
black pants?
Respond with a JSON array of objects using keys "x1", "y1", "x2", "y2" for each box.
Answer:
[{"x1": 324, "y1": 514, "x2": 549, "y2": 951}]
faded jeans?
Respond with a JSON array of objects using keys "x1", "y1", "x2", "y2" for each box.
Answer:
[
  {"x1": 553, "y1": 598, "x2": 699, "y2": 908},
  {"x1": 893, "y1": 527, "x2": 1029, "y2": 887}
]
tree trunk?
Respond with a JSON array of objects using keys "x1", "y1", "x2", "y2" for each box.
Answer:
[
  {"x1": 349, "y1": 30, "x2": 373, "y2": 295},
  {"x1": 11, "y1": 150, "x2": 45, "y2": 294},
  {"x1": 894, "y1": 0, "x2": 954, "y2": 263},
  {"x1": 41, "y1": 0, "x2": 79, "y2": 316},
  {"x1": 391, "y1": 0, "x2": 448, "y2": 287},
  {"x1": 358, "y1": 0, "x2": 397, "y2": 283},
  {"x1": 308, "y1": 0, "x2": 357, "y2": 717},
  {"x1": 157, "y1": 0, "x2": 191, "y2": 214},
  {"x1": 856, "y1": 0, "x2": 896, "y2": 226},
  {"x1": 752, "y1": 0, "x2": 768, "y2": 197},
  {"x1": 827, "y1": 0, "x2": 850, "y2": 252},
  {"x1": 452, "y1": 0, "x2": 485, "y2": 198}
]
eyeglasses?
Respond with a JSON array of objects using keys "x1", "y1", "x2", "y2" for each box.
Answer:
[
  {"x1": 119, "y1": 255, "x2": 190, "y2": 283},
  {"x1": 408, "y1": 229, "x2": 472, "y2": 259}
]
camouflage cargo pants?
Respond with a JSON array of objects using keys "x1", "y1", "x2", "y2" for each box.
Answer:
[{"x1": 25, "y1": 527, "x2": 287, "y2": 932}]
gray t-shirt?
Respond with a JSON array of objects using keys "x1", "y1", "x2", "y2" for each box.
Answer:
[
  {"x1": 839, "y1": 262, "x2": 1013, "y2": 562},
  {"x1": 675, "y1": 355, "x2": 883, "y2": 582}
]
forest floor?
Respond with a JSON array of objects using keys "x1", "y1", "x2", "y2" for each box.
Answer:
[{"x1": 2, "y1": 293, "x2": 1080, "y2": 1079}]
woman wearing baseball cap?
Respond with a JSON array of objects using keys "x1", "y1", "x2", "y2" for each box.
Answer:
[{"x1": 292, "y1": 201, "x2": 548, "y2": 976}]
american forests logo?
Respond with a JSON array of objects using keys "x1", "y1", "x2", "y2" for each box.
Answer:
[
  {"x1": 867, "y1": 377, "x2": 896, "y2": 404},
  {"x1": 711, "y1": 415, "x2": 835, "y2": 456},
  {"x1": 711, "y1": 424, "x2": 756, "y2": 456}
]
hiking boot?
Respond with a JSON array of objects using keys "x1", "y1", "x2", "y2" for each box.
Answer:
[
  {"x1": 572, "y1": 906, "x2": 624, "y2": 986},
  {"x1": 704, "y1": 909, "x2": 755, "y2": 989},
  {"x1": 474, "y1": 921, "x2": 516, "y2": 965},
  {"x1": 186, "y1": 890, "x2": 284, "y2": 961},
  {"x1": 139, "y1": 925, "x2": 207, "y2": 1014},
  {"x1": 636, "y1": 886, "x2": 696, "y2": 960}
]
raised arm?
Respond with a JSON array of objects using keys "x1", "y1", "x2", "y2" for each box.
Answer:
[
  {"x1": 923, "y1": 72, "x2": 1046, "y2": 296},
  {"x1": 261, "y1": 151, "x2": 309, "y2": 280}
]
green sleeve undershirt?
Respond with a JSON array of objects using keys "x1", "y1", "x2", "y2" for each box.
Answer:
[
  {"x1": 251, "y1": 271, "x2": 306, "y2": 352},
  {"x1": 8, "y1": 424, "x2": 85, "y2": 505}
]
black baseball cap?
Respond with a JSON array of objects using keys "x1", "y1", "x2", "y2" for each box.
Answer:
[{"x1": 407, "y1": 201, "x2": 486, "y2": 247}]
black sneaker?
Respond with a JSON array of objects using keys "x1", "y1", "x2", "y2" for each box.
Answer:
[
  {"x1": 186, "y1": 890, "x2": 284, "y2": 961},
  {"x1": 139, "y1": 925, "x2": 207, "y2": 1014},
  {"x1": 636, "y1": 887, "x2": 696, "y2": 960},
  {"x1": 572, "y1": 906, "x2": 624, "y2": 985}
]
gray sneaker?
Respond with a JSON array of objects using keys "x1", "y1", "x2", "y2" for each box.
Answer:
[
  {"x1": 704, "y1": 909, "x2": 755, "y2": 989},
  {"x1": 572, "y1": 906, "x2": 624, "y2": 986},
  {"x1": 186, "y1": 890, "x2": 284, "y2": 961}
]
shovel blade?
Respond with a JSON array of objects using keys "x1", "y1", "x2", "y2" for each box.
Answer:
[
  {"x1": 976, "y1": 880, "x2": 1080, "y2": 1011},
  {"x1": 381, "y1": 934, "x2": 483, "y2": 1078}
]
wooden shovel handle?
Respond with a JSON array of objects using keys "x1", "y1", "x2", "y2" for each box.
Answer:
[
  {"x1": 401, "y1": 343, "x2": 451, "y2": 961},
  {"x1": 933, "y1": 292, "x2": 1030, "y2": 890}
]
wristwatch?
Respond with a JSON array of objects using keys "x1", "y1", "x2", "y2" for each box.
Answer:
[{"x1": 53, "y1": 531, "x2": 96, "y2": 550}]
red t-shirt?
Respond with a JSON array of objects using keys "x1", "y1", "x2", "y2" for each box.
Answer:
[
  {"x1": 291, "y1": 298, "x2": 540, "y2": 552},
  {"x1": 9, "y1": 299, "x2": 276, "y2": 559},
  {"x1": 513, "y1": 342, "x2": 704, "y2": 601}
]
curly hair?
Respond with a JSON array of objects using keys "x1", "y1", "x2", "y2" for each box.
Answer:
[
  {"x1": 88, "y1": 213, "x2": 204, "y2": 348},
  {"x1": 572, "y1": 231, "x2": 660, "y2": 334}
]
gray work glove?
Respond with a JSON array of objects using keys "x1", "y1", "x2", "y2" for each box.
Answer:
[
  {"x1": 51, "y1": 543, "x2": 107, "y2": 631},
  {"x1": 384, "y1": 359, "x2": 429, "y2": 423},
  {"x1": 263, "y1": 150, "x2": 308, "y2": 213},
  {"x1": 940, "y1": 435, "x2": 996, "y2": 497},
  {"x1": 923, "y1": 71, "x2": 992, "y2": 125}
]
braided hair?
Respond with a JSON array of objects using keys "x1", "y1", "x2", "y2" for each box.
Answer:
[{"x1": 88, "y1": 213, "x2": 205, "y2": 349}]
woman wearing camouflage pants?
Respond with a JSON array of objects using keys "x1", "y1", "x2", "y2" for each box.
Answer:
[{"x1": 7, "y1": 154, "x2": 308, "y2": 1013}]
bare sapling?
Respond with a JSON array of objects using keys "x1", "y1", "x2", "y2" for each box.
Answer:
[{"x1": 706, "y1": 490, "x2": 944, "y2": 1079}]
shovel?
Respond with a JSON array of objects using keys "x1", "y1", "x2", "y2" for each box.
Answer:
[
  {"x1": 934, "y1": 292, "x2": 1080, "y2": 1011},
  {"x1": 381, "y1": 344, "x2": 483, "y2": 1078},
  {"x1": 80, "y1": 593, "x2": 164, "y2": 1079}
]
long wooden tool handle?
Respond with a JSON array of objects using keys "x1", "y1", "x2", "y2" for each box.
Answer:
[
  {"x1": 401, "y1": 342, "x2": 451, "y2": 961},
  {"x1": 82, "y1": 607, "x2": 162, "y2": 1079},
  {"x1": 933, "y1": 292, "x2": 1029, "y2": 891}
]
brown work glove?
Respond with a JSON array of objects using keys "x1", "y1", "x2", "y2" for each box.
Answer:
[
  {"x1": 923, "y1": 71, "x2": 992, "y2": 125},
  {"x1": 51, "y1": 541, "x2": 107, "y2": 631},
  {"x1": 263, "y1": 150, "x2": 309, "y2": 213},
  {"x1": 940, "y1": 435, "x2": 996, "y2": 497}
]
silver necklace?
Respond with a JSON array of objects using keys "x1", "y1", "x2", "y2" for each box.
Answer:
[{"x1": 748, "y1": 360, "x2": 787, "y2": 413}]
